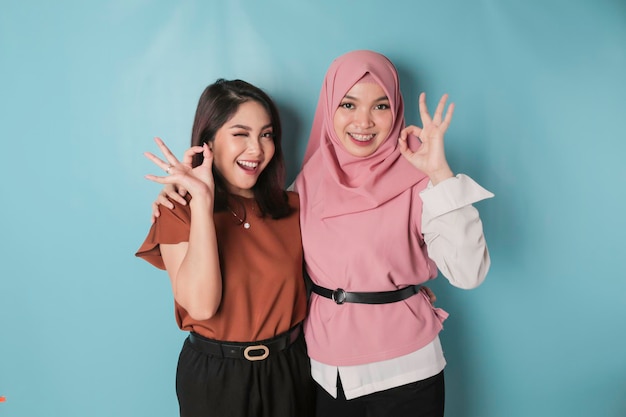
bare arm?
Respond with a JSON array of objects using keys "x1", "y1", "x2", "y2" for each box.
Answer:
[{"x1": 145, "y1": 137, "x2": 222, "y2": 320}]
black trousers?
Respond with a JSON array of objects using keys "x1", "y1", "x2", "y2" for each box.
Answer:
[
  {"x1": 315, "y1": 371, "x2": 445, "y2": 417},
  {"x1": 176, "y1": 333, "x2": 315, "y2": 417}
]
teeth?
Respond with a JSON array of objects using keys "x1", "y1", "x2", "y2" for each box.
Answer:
[
  {"x1": 238, "y1": 161, "x2": 259, "y2": 168},
  {"x1": 350, "y1": 133, "x2": 374, "y2": 142}
]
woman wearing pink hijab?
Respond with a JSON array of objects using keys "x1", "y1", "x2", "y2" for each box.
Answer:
[{"x1": 294, "y1": 50, "x2": 493, "y2": 416}]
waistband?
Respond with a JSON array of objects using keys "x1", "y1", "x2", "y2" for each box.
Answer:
[
  {"x1": 187, "y1": 323, "x2": 301, "y2": 361},
  {"x1": 311, "y1": 283, "x2": 421, "y2": 305}
]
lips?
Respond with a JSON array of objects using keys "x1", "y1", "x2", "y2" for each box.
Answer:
[
  {"x1": 237, "y1": 160, "x2": 260, "y2": 172},
  {"x1": 348, "y1": 132, "x2": 376, "y2": 145}
]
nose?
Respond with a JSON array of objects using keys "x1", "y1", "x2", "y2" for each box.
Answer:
[
  {"x1": 353, "y1": 108, "x2": 374, "y2": 128},
  {"x1": 246, "y1": 137, "x2": 263, "y2": 156}
]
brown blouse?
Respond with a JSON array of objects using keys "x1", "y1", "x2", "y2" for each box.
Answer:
[{"x1": 135, "y1": 192, "x2": 307, "y2": 343}]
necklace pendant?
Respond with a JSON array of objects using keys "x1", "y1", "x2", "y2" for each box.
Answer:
[{"x1": 228, "y1": 204, "x2": 251, "y2": 229}]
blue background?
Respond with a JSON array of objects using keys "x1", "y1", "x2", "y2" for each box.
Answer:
[{"x1": 1, "y1": 1, "x2": 625, "y2": 416}]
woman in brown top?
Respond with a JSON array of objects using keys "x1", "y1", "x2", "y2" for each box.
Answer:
[{"x1": 136, "y1": 79, "x2": 314, "y2": 417}]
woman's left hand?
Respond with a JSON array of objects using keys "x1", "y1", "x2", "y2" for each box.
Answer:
[
  {"x1": 398, "y1": 93, "x2": 454, "y2": 185},
  {"x1": 420, "y1": 286, "x2": 437, "y2": 304}
]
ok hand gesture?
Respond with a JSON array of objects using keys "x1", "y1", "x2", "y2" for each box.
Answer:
[
  {"x1": 398, "y1": 93, "x2": 454, "y2": 185},
  {"x1": 144, "y1": 137, "x2": 215, "y2": 203}
]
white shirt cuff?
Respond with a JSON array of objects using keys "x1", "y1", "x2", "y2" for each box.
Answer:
[{"x1": 420, "y1": 174, "x2": 494, "y2": 218}]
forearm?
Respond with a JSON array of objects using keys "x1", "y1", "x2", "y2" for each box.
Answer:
[
  {"x1": 174, "y1": 196, "x2": 222, "y2": 320},
  {"x1": 424, "y1": 205, "x2": 490, "y2": 289},
  {"x1": 420, "y1": 174, "x2": 494, "y2": 289}
]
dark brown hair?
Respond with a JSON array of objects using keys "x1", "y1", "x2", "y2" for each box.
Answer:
[{"x1": 190, "y1": 79, "x2": 291, "y2": 218}]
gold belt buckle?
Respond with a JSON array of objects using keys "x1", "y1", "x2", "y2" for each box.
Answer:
[{"x1": 243, "y1": 345, "x2": 269, "y2": 361}]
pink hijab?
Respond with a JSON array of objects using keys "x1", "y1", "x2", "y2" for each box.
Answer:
[{"x1": 295, "y1": 50, "x2": 426, "y2": 218}]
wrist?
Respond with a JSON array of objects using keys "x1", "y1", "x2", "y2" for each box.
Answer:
[
  {"x1": 188, "y1": 191, "x2": 214, "y2": 211},
  {"x1": 428, "y1": 168, "x2": 454, "y2": 185}
]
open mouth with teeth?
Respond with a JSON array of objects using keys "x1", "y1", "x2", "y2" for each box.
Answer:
[
  {"x1": 237, "y1": 160, "x2": 260, "y2": 172},
  {"x1": 349, "y1": 133, "x2": 376, "y2": 145}
]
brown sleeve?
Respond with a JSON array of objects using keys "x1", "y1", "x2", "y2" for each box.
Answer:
[{"x1": 135, "y1": 198, "x2": 192, "y2": 270}]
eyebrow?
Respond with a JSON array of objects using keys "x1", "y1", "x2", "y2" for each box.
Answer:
[
  {"x1": 228, "y1": 123, "x2": 273, "y2": 130},
  {"x1": 343, "y1": 94, "x2": 389, "y2": 102}
]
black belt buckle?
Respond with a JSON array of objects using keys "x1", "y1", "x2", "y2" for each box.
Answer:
[{"x1": 332, "y1": 288, "x2": 347, "y2": 305}]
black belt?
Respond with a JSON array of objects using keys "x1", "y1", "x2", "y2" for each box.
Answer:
[
  {"x1": 311, "y1": 283, "x2": 421, "y2": 305},
  {"x1": 188, "y1": 324, "x2": 301, "y2": 361}
]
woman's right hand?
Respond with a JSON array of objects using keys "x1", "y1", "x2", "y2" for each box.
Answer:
[
  {"x1": 144, "y1": 137, "x2": 214, "y2": 219},
  {"x1": 146, "y1": 138, "x2": 210, "y2": 222}
]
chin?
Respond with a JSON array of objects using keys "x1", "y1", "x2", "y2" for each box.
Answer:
[{"x1": 349, "y1": 147, "x2": 376, "y2": 158}]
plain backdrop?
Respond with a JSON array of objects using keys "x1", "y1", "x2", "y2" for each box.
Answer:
[{"x1": 1, "y1": 1, "x2": 625, "y2": 416}]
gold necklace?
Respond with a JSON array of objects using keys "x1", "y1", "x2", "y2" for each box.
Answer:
[{"x1": 228, "y1": 206, "x2": 250, "y2": 229}]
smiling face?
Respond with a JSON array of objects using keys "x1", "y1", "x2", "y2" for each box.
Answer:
[
  {"x1": 333, "y1": 81, "x2": 393, "y2": 157},
  {"x1": 211, "y1": 100, "x2": 276, "y2": 197}
]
